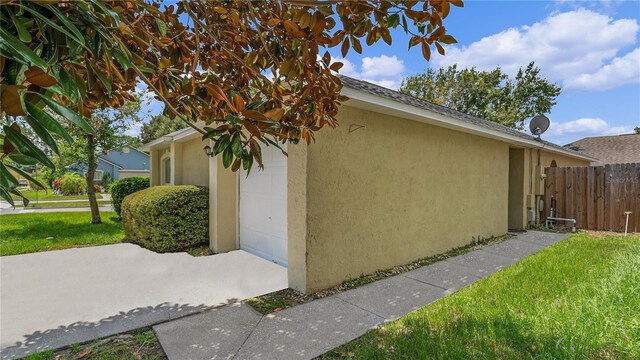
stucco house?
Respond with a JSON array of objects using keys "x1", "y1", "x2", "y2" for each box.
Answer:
[
  {"x1": 141, "y1": 76, "x2": 593, "y2": 293},
  {"x1": 565, "y1": 132, "x2": 639, "y2": 166},
  {"x1": 70, "y1": 146, "x2": 150, "y2": 183}
]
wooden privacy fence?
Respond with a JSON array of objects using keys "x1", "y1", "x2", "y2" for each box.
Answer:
[{"x1": 543, "y1": 163, "x2": 640, "y2": 232}]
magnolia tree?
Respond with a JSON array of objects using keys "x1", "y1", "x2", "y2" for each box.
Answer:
[{"x1": 0, "y1": 0, "x2": 463, "y2": 206}]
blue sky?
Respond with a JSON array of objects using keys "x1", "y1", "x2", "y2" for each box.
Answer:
[{"x1": 135, "y1": 0, "x2": 640, "y2": 146}]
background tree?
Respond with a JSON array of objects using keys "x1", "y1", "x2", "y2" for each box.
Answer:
[
  {"x1": 70, "y1": 101, "x2": 141, "y2": 224},
  {"x1": 399, "y1": 62, "x2": 561, "y2": 129},
  {"x1": 0, "y1": 0, "x2": 463, "y2": 207},
  {"x1": 139, "y1": 115, "x2": 187, "y2": 144},
  {"x1": 635, "y1": 126, "x2": 639, "y2": 134}
]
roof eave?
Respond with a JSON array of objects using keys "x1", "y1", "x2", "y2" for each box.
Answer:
[{"x1": 140, "y1": 135, "x2": 174, "y2": 151}]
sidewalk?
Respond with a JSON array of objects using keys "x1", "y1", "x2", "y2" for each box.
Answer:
[
  {"x1": 0, "y1": 194, "x2": 112, "y2": 215},
  {"x1": 0, "y1": 205, "x2": 114, "y2": 215},
  {"x1": 153, "y1": 231, "x2": 570, "y2": 360},
  {"x1": 0, "y1": 194, "x2": 111, "y2": 205}
]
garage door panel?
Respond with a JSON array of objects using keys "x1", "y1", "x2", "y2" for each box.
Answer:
[
  {"x1": 239, "y1": 145, "x2": 287, "y2": 267},
  {"x1": 239, "y1": 198, "x2": 286, "y2": 236}
]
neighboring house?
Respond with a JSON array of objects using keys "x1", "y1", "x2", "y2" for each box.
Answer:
[
  {"x1": 565, "y1": 133, "x2": 640, "y2": 166},
  {"x1": 141, "y1": 76, "x2": 593, "y2": 294},
  {"x1": 69, "y1": 147, "x2": 150, "y2": 182}
]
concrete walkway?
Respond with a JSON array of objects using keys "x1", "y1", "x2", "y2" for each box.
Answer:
[
  {"x1": 0, "y1": 205, "x2": 114, "y2": 215},
  {"x1": 0, "y1": 245, "x2": 287, "y2": 359},
  {"x1": 0, "y1": 194, "x2": 112, "y2": 215},
  {"x1": 154, "y1": 231, "x2": 570, "y2": 360}
]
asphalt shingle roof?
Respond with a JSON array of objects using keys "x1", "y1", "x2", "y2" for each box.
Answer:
[
  {"x1": 565, "y1": 134, "x2": 640, "y2": 166},
  {"x1": 339, "y1": 75, "x2": 589, "y2": 159}
]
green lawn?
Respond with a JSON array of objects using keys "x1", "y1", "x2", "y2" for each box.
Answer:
[
  {"x1": 10, "y1": 189, "x2": 103, "y2": 201},
  {"x1": 24, "y1": 329, "x2": 165, "y2": 360},
  {"x1": 16, "y1": 200, "x2": 111, "y2": 209},
  {"x1": 0, "y1": 212, "x2": 124, "y2": 256},
  {"x1": 323, "y1": 232, "x2": 640, "y2": 359}
]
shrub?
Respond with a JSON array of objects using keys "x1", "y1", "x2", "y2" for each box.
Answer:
[
  {"x1": 109, "y1": 177, "x2": 150, "y2": 217},
  {"x1": 60, "y1": 173, "x2": 85, "y2": 195},
  {"x1": 52, "y1": 177, "x2": 62, "y2": 192},
  {"x1": 101, "y1": 172, "x2": 113, "y2": 188},
  {"x1": 121, "y1": 185, "x2": 209, "y2": 252}
]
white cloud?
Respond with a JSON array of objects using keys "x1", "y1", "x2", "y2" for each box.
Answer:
[
  {"x1": 544, "y1": 117, "x2": 634, "y2": 143},
  {"x1": 360, "y1": 55, "x2": 406, "y2": 78},
  {"x1": 564, "y1": 48, "x2": 640, "y2": 90},
  {"x1": 333, "y1": 55, "x2": 406, "y2": 89},
  {"x1": 433, "y1": 9, "x2": 639, "y2": 91},
  {"x1": 125, "y1": 121, "x2": 143, "y2": 137}
]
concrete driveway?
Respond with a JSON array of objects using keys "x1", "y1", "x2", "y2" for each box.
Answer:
[{"x1": 0, "y1": 244, "x2": 287, "y2": 359}]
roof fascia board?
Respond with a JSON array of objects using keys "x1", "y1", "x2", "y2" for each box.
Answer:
[
  {"x1": 97, "y1": 157, "x2": 123, "y2": 169},
  {"x1": 140, "y1": 135, "x2": 174, "y2": 151}
]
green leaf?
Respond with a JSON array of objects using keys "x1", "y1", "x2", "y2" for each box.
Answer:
[
  {"x1": 245, "y1": 100, "x2": 263, "y2": 110},
  {"x1": 388, "y1": 14, "x2": 400, "y2": 28},
  {"x1": 8, "y1": 11, "x2": 32, "y2": 43},
  {"x1": 7, "y1": 154, "x2": 39, "y2": 165},
  {"x1": 20, "y1": 4, "x2": 86, "y2": 47},
  {"x1": 137, "y1": 66, "x2": 155, "y2": 73},
  {"x1": 25, "y1": 102, "x2": 74, "y2": 144},
  {"x1": 0, "y1": 27, "x2": 47, "y2": 69},
  {"x1": 3, "y1": 125, "x2": 55, "y2": 169},
  {"x1": 9, "y1": 187, "x2": 29, "y2": 207},
  {"x1": 222, "y1": 145, "x2": 233, "y2": 168},
  {"x1": 242, "y1": 151, "x2": 253, "y2": 171},
  {"x1": 38, "y1": 94, "x2": 95, "y2": 135},
  {"x1": 213, "y1": 134, "x2": 230, "y2": 155},
  {"x1": 6, "y1": 163, "x2": 46, "y2": 191},
  {"x1": 88, "y1": 0, "x2": 120, "y2": 24},
  {"x1": 45, "y1": 4, "x2": 86, "y2": 45},
  {"x1": 155, "y1": 18, "x2": 168, "y2": 37},
  {"x1": 58, "y1": 67, "x2": 80, "y2": 102},
  {"x1": 113, "y1": 50, "x2": 131, "y2": 71},
  {"x1": 23, "y1": 112, "x2": 60, "y2": 155},
  {"x1": 0, "y1": 186, "x2": 15, "y2": 207},
  {"x1": 231, "y1": 133, "x2": 243, "y2": 157},
  {"x1": 90, "y1": 63, "x2": 112, "y2": 94},
  {"x1": 202, "y1": 127, "x2": 226, "y2": 140},
  {"x1": 0, "y1": 162, "x2": 19, "y2": 189}
]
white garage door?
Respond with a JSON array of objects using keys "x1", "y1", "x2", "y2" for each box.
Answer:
[{"x1": 239, "y1": 144, "x2": 288, "y2": 267}]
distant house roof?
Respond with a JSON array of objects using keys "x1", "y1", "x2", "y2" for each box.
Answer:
[
  {"x1": 565, "y1": 133, "x2": 640, "y2": 166},
  {"x1": 97, "y1": 156, "x2": 124, "y2": 169}
]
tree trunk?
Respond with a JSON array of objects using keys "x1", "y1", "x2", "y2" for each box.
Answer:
[{"x1": 85, "y1": 134, "x2": 101, "y2": 224}]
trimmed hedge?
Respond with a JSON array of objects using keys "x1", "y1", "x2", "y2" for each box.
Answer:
[
  {"x1": 110, "y1": 177, "x2": 150, "y2": 217},
  {"x1": 121, "y1": 185, "x2": 208, "y2": 252}
]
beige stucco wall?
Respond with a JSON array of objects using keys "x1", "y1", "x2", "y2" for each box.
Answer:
[
  {"x1": 540, "y1": 150, "x2": 590, "y2": 168},
  {"x1": 150, "y1": 137, "x2": 209, "y2": 187},
  {"x1": 179, "y1": 137, "x2": 209, "y2": 187},
  {"x1": 208, "y1": 146, "x2": 238, "y2": 253},
  {"x1": 149, "y1": 149, "x2": 162, "y2": 186},
  {"x1": 118, "y1": 170, "x2": 149, "y2": 179},
  {"x1": 508, "y1": 148, "x2": 526, "y2": 230},
  {"x1": 289, "y1": 106, "x2": 510, "y2": 292}
]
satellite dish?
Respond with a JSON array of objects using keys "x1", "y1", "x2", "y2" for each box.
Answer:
[
  {"x1": 529, "y1": 115, "x2": 550, "y2": 139},
  {"x1": 122, "y1": 146, "x2": 130, "y2": 154}
]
